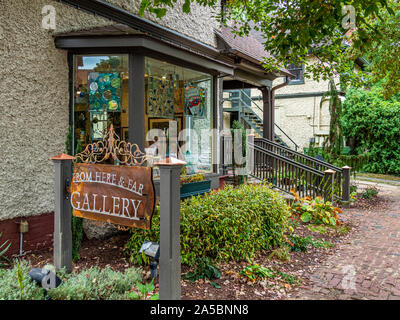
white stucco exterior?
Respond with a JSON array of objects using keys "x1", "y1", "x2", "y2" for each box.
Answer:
[{"x1": 0, "y1": 0, "x2": 220, "y2": 221}]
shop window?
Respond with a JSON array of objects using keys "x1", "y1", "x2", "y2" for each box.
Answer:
[
  {"x1": 287, "y1": 63, "x2": 305, "y2": 84},
  {"x1": 73, "y1": 55, "x2": 129, "y2": 154},
  {"x1": 144, "y1": 57, "x2": 214, "y2": 175}
]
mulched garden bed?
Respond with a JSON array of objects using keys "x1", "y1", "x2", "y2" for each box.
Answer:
[
  {"x1": 8, "y1": 189, "x2": 386, "y2": 300},
  {"x1": 7, "y1": 217, "x2": 351, "y2": 300}
]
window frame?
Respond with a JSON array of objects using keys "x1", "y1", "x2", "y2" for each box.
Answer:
[{"x1": 287, "y1": 63, "x2": 305, "y2": 85}]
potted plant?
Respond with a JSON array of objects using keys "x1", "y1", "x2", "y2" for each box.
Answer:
[{"x1": 180, "y1": 171, "x2": 211, "y2": 200}]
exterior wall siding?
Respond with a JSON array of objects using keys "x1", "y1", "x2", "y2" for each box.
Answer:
[
  {"x1": 244, "y1": 57, "x2": 337, "y2": 150},
  {"x1": 0, "y1": 0, "x2": 220, "y2": 225}
]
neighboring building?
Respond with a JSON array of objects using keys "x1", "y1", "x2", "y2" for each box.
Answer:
[
  {"x1": 224, "y1": 55, "x2": 368, "y2": 151},
  {"x1": 0, "y1": 1, "x2": 290, "y2": 254}
]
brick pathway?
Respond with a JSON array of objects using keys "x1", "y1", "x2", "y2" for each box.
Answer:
[{"x1": 291, "y1": 182, "x2": 400, "y2": 300}]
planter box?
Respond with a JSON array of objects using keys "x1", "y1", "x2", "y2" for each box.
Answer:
[{"x1": 180, "y1": 180, "x2": 211, "y2": 200}]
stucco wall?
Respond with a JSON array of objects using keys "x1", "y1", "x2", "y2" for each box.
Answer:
[
  {"x1": 246, "y1": 57, "x2": 339, "y2": 150},
  {"x1": 0, "y1": 0, "x2": 219, "y2": 221},
  {"x1": 107, "y1": 0, "x2": 219, "y2": 47}
]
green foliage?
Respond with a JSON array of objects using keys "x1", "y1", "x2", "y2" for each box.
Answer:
[
  {"x1": 342, "y1": 86, "x2": 400, "y2": 174},
  {"x1": 126, "y1": 183, "x2": 291, "y2": 266},
  {"x1": 240, "y1": 262, "x2": 274, "y2": 282},
  {"x1": 290, "y1": 192, "x2": 342, "y2": 226},
  {"x1": 138, "y1": 0, "x2": 395, "y2": 92},
  {"x1": 16, "y1": 262, "x2": 24, "y2": 300},
  {"x1": 362, "y1": 1, "x2": 400, "y2": 98},
  {"x1": 48, "y1": 267, "x2": 142, "y2": 300},
  {"x1": 0, "y1": 262, "x2": 143, "y2": 300},
  {"x1": 127, "y1": 280, "x2": 159, "y2": 300},
  {"x1": 183, "y1": 257, "x2": 221, "y2": 288},
  {"x1": 0, "y1": 261, "x2": 44, "y2": 300},
  {"x1": 307, "y1": 223, "x2": 350, "y2": 236},
  {"x1": 0, "y1": 233, "x2": 11, "y2": 268},
  {"x1": 180, "y1": 173, "x2": 205, "y2": 185},
  {"x1": 361, "y1": 186, "x2": 379, "y2": 199},
  {"x1": 287, "y1": 235, "x2": 333, "y2": 252},
  {"x1": 321, "y1": 78, "x2": 344, "y2": 158},
  {"x1": 268, "y1": 246, "x2": 291, "y2": 262}
]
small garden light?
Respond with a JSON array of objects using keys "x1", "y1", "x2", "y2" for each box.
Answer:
[
  {"x1": 28, "y1": 268, "x2": 62, "y2": 290},
  {"x1": 139, "y1": 241, "x2": 160, "y2": 280}
]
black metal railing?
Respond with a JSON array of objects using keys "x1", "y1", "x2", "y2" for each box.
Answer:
[
  {"x1": 250, "y1": 143, "x2": 337, "y2": 200},
  {"x1": 223, "y1": 89, "x2": 300, "y2": 151},
  {"x1": 253, "y1": 137, "x2": 345, "y2": 201}
]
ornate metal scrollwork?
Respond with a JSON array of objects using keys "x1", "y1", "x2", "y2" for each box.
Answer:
[{"x1": 74, "y1": 125, "x2": 147, "y2": 166}]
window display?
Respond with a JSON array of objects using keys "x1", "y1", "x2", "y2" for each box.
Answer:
[{"x1": 73, "y1": 55, "x2": 129, "y2": 153}]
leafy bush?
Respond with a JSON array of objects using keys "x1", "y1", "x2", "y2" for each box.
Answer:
[
  {"x1": 183, "y1": 257, "x2": 221, "y2": 288},
  {"x1": 290, "y1": 191, "x2": 342, "y2": 226},
  {"x1": 287, "y1": 235, "x2": 333, "y2": 252},
  {"x1": 240, "y1": 263, "x2": 274, "y2": 282},
  {"x1": 342, "y1": 86, "x2": 400, "y2": 175},
  {"x1": 361, "y1": 186, "x2": 379, "y2": 199},
  {"x1": 0, "y1": 261, "x2": 44, "y2": 300},
  {"x1": 126, "y1": 183, "x2": 291, "y2": 266},
  {"x1": 0, "y1": 261, "x2": 143, "y2": 300},
  {"x1": 180, "y1": 173, "x2": 205, "y2": 186},
  {"x1": 127, "y1": 280, "x2": 159, "y2": 300}
]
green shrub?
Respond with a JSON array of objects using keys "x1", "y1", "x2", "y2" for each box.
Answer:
[
  {"x1": 290, "y1": 191, "x2": 342, "y2": 226},
  {"x1": 182, "y1": 257, "x2": 221, "y2": 288},
  {"x1": 0, "y1": 261, "x2": 143, "y2": 300},
  {"x1": 361, "y1": 186, "x2": 379, "y2": 199},
  {"x1": 126, "y1": 183, "x2": 291, "y2": 266},
  {"x1": 0, "y1": 261, "x2": 44, "y2": 300},
  {"x1": 240, "y1": 263, "x2": 274, "y2": 282},
  {"x1": 342, "y1": 86, "x2": 400, "y2": 175},
  {"x1": 48, "y1": 266, "x2": 142, "y2": 300}
]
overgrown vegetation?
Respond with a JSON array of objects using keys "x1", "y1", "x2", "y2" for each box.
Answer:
[{"x1": 126, "y1": 183, "x2": 291, "y2": 266}]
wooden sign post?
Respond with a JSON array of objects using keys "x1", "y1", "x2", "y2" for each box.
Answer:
[
  {"x1": 156, "y1": 157, "x2": 186, "y2": 301},
  {"x1": 50, "y1": 153, "x2": 76, "y2": 273},
  {"x1": 51, "y1": 126, "x2": 185, "y2": 300}
]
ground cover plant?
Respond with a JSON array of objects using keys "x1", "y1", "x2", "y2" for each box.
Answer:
[
  {"x1": 0, "y1": 260, "x2": 156, "y2": 300},
  {"x1": 361, "y1": 186, "x2": 379, "y2": 199},
  {"x1": 289, "y1": 190, "x2": 342, "y2": 226},
  {"x1": 126, "y1": 183, "x2": 291, "y2": 266}
]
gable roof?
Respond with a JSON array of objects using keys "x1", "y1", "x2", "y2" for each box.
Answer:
[{"x1": 215, "y1": 26, "x2": 292, "y2": 78}]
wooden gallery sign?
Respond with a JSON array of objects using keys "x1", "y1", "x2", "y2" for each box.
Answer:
[{"x1": 70, "y1": 163, "x2": 155, "y2": 229}]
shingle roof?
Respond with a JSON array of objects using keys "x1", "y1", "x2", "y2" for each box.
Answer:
[{"x1": 215, "y1": 26, "x2": 292, "y2": 77}]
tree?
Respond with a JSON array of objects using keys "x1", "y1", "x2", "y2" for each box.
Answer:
[
  {"x1": 138, "y1": 0, "x2": 396, "y2": 95},
  {"x1": 321, "y1": 78, "x2": 344, "y2": 158}
]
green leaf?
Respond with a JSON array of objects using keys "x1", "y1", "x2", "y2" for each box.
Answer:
[
  {"x1": 300, "y1": 212, "x2": 312, "y2": 223},
  {"x1": 210, "y1": 281, "x2": 221, "y2": 289},
  {"x1": 149, "y1": 7, "x2": 167, "y2": 18},
  {"x1": 183, "y1": 0, "x2": 191, "y2": 13}
]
